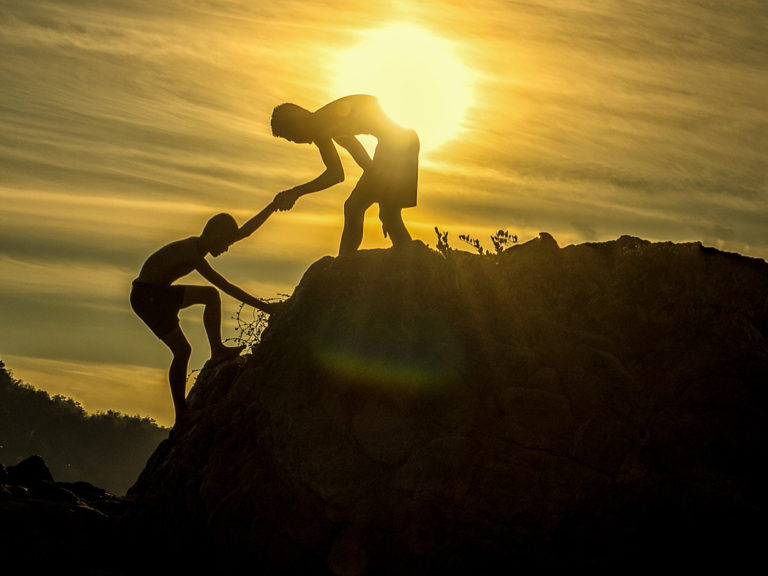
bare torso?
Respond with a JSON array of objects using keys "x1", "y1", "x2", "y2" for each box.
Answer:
[
  {"x1": 135, "y1": 237, "x2": 205, "y2": 285},
  {"x1": 313, "y1": 94, "x2": 401, "y2": 141}
]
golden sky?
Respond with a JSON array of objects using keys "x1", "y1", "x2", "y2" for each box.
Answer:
[{"x1": 1, "y1": 0, "x2": 766, "y2": 426}]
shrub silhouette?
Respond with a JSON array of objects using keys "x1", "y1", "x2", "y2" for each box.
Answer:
[
  {"x1": 435, "y1": 226, "x2": 518, "y2": 256},
  {"x1": 227, "y1": 296, "x2": 288, "y2": 354}
]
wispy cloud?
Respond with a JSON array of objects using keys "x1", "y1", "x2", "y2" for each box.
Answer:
[{"x1": 1, "y1": 0, "x2": 766, "y2": 420}]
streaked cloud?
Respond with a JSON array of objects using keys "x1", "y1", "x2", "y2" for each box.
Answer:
[{"x1": 1, "y1": 0, "x2": 766, "y2": 420}]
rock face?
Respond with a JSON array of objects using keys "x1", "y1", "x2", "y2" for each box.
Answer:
[{"x1": 126, "y1": 236, "x2": 768, "y2": 573}]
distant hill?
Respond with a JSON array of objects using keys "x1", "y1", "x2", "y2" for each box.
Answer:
[
  {"x1": 123, "y1": 234, "x2": 768, "y2": 573},
  {"x1": 0, "y1": 359, "x2": 168, "y2": 494}
]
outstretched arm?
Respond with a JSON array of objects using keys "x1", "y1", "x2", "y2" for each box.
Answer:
[
  {"x1": 236, "y1": 200, "x2": 278, "y2": 242},
  {"x1": 196, "y1": 259, "x2": 275, "y2": 313},
  {"x1": 274, "y1": 138, "x2": 344, "y2": 210}
]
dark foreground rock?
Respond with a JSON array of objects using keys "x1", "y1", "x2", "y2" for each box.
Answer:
[
  {"x1": 122, "y1": 235, "x2": 768, "y2": 573},
  {"x1": 0, "y1": 455, "x2": 124, "y2": 572}
]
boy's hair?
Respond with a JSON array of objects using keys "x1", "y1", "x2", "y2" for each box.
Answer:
[
  {"x1": 202, "y1": 213, "x2": 238, "y2": 241},
  {"x1": 271, "y1": 102, "x2": 311, "y2": 140}
]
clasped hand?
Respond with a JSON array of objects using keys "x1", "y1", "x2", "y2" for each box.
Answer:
[{"x1": 273, "y1": 188, "x2": 300, "y2": 211}]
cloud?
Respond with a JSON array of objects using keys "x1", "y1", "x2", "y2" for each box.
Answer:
[{"x1": 1, "y1": 0, "x2": 766, "y2": 424}]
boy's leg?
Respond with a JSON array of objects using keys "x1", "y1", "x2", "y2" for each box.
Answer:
[
  {"x1": 379, "y1": 203, "x2": 411, "y2": 247},
  {"x1": 339, "y1": 184, "x2": 375, "y2": 256},
  {"x1": 180, "y1": 286, "x2": 243, "y2": 362},
  {"x1": 159, "y1": 326, "x2": 192, "y2": 422}
]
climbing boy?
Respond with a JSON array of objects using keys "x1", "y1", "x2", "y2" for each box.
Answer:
[{"x1": 130, "y1": 202, "x2": 278, "y2": 425}]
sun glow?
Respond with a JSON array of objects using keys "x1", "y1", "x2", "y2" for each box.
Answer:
[{"x1": 334, "y1": 24, "x2": 473, "y2": 153}]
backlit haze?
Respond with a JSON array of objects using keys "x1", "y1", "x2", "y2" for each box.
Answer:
[{"x1": 1, "y1": 0, "x2": 766, "y2": 427}]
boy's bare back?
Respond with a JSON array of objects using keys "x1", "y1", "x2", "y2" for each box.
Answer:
[{"x1": 136, "y1": 237, "x2": 205, "y2": 286}]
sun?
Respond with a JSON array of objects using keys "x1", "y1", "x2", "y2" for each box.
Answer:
[{"x1": 334, "y1": 24, "x2": 473, "y2": 153}]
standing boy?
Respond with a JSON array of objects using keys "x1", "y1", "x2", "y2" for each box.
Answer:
[{"x1": 270, "y1": 94, "x2": 420, "y2": 255}]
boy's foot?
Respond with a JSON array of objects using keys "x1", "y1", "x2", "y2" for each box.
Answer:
[
  {"x1": 207, "y1": 344, "x2": 245, "y2": 368},
  {"x1": 393, "y1": 239, "x2": 425, "y2": 252}
]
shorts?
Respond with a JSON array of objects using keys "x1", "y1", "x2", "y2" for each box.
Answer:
[
  {"x1": 361, "y1": 128, "x2": 419, "y2": 208},
  {"x1": 130, "y1": 281, "x2": 186, "y2": 339}
]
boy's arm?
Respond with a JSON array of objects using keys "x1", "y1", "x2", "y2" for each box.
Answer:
[
  {"x1": 195, "y1": 259, "x2": 274, "y2": 313},
  {"x1": 274, "y1": 138, "x2": 343, "y2": 211},
  {"x1": 333, "y1": 135, "x2": 372, "y2": 171},
  {"x1": 236, "y1": 200, "x2": 278, "y2": 242}
]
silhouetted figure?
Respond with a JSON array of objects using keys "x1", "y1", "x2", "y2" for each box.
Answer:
[
  {"x1": 130, "y1": 203, "x2": 277, "y2": 425},
  {"x1": 270, "y1": 94, "x2": 420, "y2": 255}
]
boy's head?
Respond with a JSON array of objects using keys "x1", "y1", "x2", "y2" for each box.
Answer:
[
  {"x1": 201, "y1": 213, "x2": 239, "y2": 256},
  {"x1": 271, "y1": 103, "x2": 313, "y2": 143}
]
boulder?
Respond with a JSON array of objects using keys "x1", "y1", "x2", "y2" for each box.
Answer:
[{"x1": 0, "y1": 456, "x2": 124, "y2": 571}]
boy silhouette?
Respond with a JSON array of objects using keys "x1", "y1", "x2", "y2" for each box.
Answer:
[
  {"x1": 130, "y1": 203, "x2": 277, "y2": 424},
  {"x1": 270, "y1": 94, "x2": 420, "y2": 255}
]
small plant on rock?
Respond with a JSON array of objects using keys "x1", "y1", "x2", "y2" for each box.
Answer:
[
  {"x1": 434, "y1": 226, "x2": 452, "y2": 256},
  {"x1": 227, "y1": 296, "x2": 289, "y2": 354},
  {"x1": 490, "y1": 229, "x2": 518, "y2": 254},
  {"x1": 435, "y1": 227, "x2": 517, "y2": 256}
]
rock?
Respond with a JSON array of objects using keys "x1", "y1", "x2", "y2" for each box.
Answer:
[
  {"x1": 0, "y1": 455, "x2": 124, "y2": 571},
  {"x1": 124, "y1": 236, "x2": 768, "y2": 573},
  {"x1": 7, "y1": 455, "x2": 54, "y2": 485}
]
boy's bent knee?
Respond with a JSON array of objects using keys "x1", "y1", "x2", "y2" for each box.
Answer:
[
  {"x1": 344, "y1": 189, "x2": 374, "y2": 216},
  {"x1": 163, "y1": 329, "x2": 192, "y2": 359}
]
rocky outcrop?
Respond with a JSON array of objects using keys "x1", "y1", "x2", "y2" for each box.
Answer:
[
  {"x1": 125, "y1": 235, "x2": 768, "y2": 573},
  {"x1": 0, "y1": 455, "x2": 124, "y2": 571}
]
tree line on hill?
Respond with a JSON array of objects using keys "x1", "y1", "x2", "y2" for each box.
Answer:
[{"x1": 0, "y1": 359, "x2": 168, "y2": 495}]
